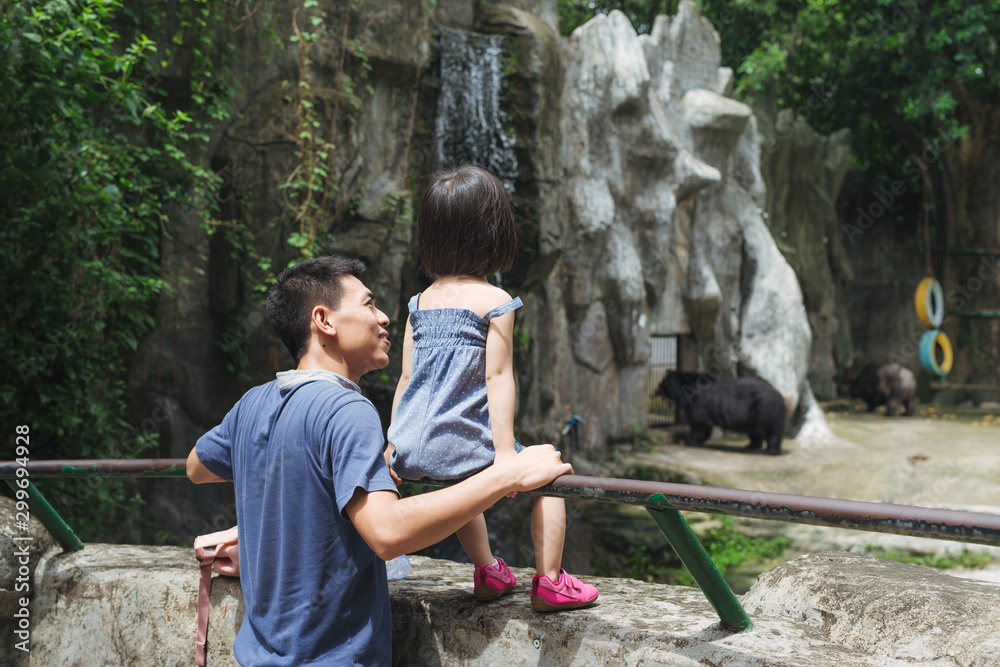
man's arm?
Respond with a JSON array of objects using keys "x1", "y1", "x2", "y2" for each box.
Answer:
[
  {"x1": 186, "y1": 446, "x2": 226, "y2": 484},
  {"x1": 346, "y1": 444, "x2": 571, "y2": 560}
]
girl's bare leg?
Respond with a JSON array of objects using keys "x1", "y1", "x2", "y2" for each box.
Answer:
[
  {"x1": 531, "y1": 495, "x2": 566, "y2": 580},
  {"x1": 456, "y1": 513, "x2": 495, "y2": 566}
]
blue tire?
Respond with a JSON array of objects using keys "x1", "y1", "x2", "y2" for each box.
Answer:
[{"x1": 919, "y1": 329, "x2": 953, "y2": 377}]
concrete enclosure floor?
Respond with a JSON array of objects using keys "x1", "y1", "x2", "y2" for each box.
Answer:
[{"x1": 607, "y1": 403, "x2": 1000, "y2": 591}]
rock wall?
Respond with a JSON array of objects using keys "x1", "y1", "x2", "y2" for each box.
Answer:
[
  {"x1": 114, "y1": 0, "x2": 829, "y2": 543},
  {"x1": 743, "y1": 551, "x2": 1000, "y2": 664},
  {"x1": 512, "y1": 4, "x2": 818, "y2": 455},
  {"x1": 754, "y1": 102, "x2": 853, "y2": 401},
  {"x1": 121, "y1": 0, "x2": 433, "y2": 543}
]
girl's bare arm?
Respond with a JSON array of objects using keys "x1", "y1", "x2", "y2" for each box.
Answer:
[
  {"x1": 485, "y1": 309, "x2": 517, "y2": 461},
  {"x1": 384, "y1": 316, "x2": 414, "y2": 485},
  {"x1": 390, "y1": 316, "x2": 415, "y2": 421}
]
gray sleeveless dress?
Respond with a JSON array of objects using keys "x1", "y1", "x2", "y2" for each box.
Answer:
[{"x1": 388, "y1": 293, "x2": 523, "y2": 481}]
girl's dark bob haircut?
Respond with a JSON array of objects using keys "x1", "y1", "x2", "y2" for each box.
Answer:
[{"x1": 417, "y1": 164, "x2": 517, "y2": 278}]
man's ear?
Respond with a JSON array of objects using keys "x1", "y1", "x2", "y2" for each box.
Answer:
[{"x1": 311, "y1": 305, "x2": 336, "y2": 337}]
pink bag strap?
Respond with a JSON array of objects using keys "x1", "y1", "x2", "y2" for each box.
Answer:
[
  {"x1": 196, "y1": 557, "x2": 214, "y2": 666},
  {"x1": 194, "y1": 526, "x2": 238, "y2": 666}
]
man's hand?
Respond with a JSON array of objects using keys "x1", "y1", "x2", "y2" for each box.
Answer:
[
  {"x1": 383, "y1": 443, "x2": 401, "y2": 486},
  {"x1": 495, "y1": 444, "x2": 571, "y2": 493}
]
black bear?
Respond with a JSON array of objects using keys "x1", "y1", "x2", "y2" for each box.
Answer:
[
  {"x1": 656, "y1": 371, "x2": 786, "y2": 455},
  {"x1": 849, "y1": 363, "x2": 916, "y2": 416}
]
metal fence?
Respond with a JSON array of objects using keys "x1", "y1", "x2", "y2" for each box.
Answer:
[{"x1": 647, "y1": 334, "x2": 678, "y2": 427}]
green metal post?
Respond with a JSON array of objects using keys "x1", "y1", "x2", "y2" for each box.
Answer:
[
  {"x1": 646, "y1": 497, "x2": 753, "y2": 632},
  {"x1": 5, "y1": 480, "x2": 84, "y2": 552}
]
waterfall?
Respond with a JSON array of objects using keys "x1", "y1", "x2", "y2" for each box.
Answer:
[{"x1": 434, "y1": 27, "x2": 517, "y2": 192}]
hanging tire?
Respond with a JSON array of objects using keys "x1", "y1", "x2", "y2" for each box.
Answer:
[
  {"x1": 914, "y1": 277, "x2": 944, "y2": 328},
  {"x1": 919, "y1": 329, "x2": 953, "y2": 377}
]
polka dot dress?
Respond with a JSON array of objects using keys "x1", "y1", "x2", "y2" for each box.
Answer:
[{"x1": 388, "y1": 293, "x2": 523, "y2": 481}]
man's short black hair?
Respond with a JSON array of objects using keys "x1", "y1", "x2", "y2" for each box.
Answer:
[
  {"x1": 417, "y1": 164, "x2": 516, "y2": 278},
  {"x1": 266, "y1": 256, "x2": 367, "y2": 363}
]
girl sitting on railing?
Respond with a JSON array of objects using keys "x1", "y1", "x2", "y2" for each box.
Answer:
[{"x1": 384, "y1": 164, "x2": 598, "y2": 611}]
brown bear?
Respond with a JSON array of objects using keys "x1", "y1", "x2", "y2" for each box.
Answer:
[{"x1": 849, "y1": 363, "x2": 916, "y2": 416}]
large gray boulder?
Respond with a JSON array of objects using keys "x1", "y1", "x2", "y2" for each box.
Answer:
[
  {"x1": 514, "y1": 2, "x2": 821, "y2": 457},
  {"x1": 743, "y1": 551, "x2": 1000, "y2": 664},
  {"x1": 25, "y1": 545, "x2": 210, "y2": 666}
]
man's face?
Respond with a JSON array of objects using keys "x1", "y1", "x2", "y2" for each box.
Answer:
[{"x1": 330, "y1": 275, "x2": 391, "y2": 381}]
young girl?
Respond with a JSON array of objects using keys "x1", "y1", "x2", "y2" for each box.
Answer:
[{"x1": 384, "y1": 164, "x2": 598, "y2": 612}]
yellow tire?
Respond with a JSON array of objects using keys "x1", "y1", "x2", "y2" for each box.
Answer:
[
  {"x1": 919, "y1": 329, "x2": 954, "y2": 377},
  {"x1": 914, "y1": 277, "x2": 944, "y2": 328}
]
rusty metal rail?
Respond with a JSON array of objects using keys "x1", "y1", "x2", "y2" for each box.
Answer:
[
  {"x1": 541, "y1": 475, "x2": 1000, "y2": 547},
  {"x1": 0, "y1": 458, "x2": 188, "y2": 478},
  {"x1": 6, "y1": 459, "x2": 1000, "y2": 633}
]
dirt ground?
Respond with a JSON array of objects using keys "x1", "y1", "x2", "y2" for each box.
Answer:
[{"x1": 608, "y1": 401, "x2": 1000, "y2": 591}]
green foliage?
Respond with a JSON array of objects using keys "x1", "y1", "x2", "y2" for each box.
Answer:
[
  {"x1": 557, "y1": 0, "x2": 675, "y2": 36},
  {"x1": 734, "y1": 41, "x2": 787, "y2": 96},
  {"x1": 619, "y1": 544, "x2": 676, "y2": 582},
  {"x1": 699, "y1": 0, "x2": 800, "y2": 75},
  {"x1": 382, "y1": 189, "x2": 414, "y2": 234},
  {"x1": 513, "y1": 324, "x2": 533, "y2": 351},
  {"x1": 0, "y1": 0, "x2": 218, "y2": 537},
  {"x1": 699, "y1": 516, "x2": 790, "y2": 579},
  {"x1": 279, "y1": 2, "x2": 373, "y2": 262},
  {"x1": 596, "y1": 516, "x2": 790, "y2": 587},
  {"x1": 559, "y1": 0, "x2": 1000, "y2": 212},
  {"x1": 704, "y1": 0, "x2": 1000, "y2": 182},
  {"x1": 866, "y1": 546, "x2": 993, "y2": 570},
  {"x1": 630, "y1": 424, "x2": 656, "y2": 452}
]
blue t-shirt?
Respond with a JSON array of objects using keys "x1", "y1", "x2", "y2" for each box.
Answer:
[{"x1": 196, "y1": 369, "x2": 398, "y2": 666}]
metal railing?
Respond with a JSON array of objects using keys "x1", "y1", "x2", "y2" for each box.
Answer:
[{"x1": 6, "y1": 459, "x2": 1000, "y2": 632}]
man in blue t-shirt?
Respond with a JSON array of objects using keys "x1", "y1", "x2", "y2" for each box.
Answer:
[{"x1": 186, "y1": 256, "x2": 571, "y2": 666}]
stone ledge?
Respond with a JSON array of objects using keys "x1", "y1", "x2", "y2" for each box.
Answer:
[
  {"x1": 743, "y1": 551, "x2": 1000, "y2": 665},
  {"x1": 3, "y1": 545, "x2": 1000, "y2": 666}
]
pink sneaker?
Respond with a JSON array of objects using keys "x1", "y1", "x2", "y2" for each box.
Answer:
[
  {"x1": 474, "y1": 557, "x2": 517, "y2": 601},
  {"x1": 530, "y1": 570, "x2": 599, "y2": 612}
]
